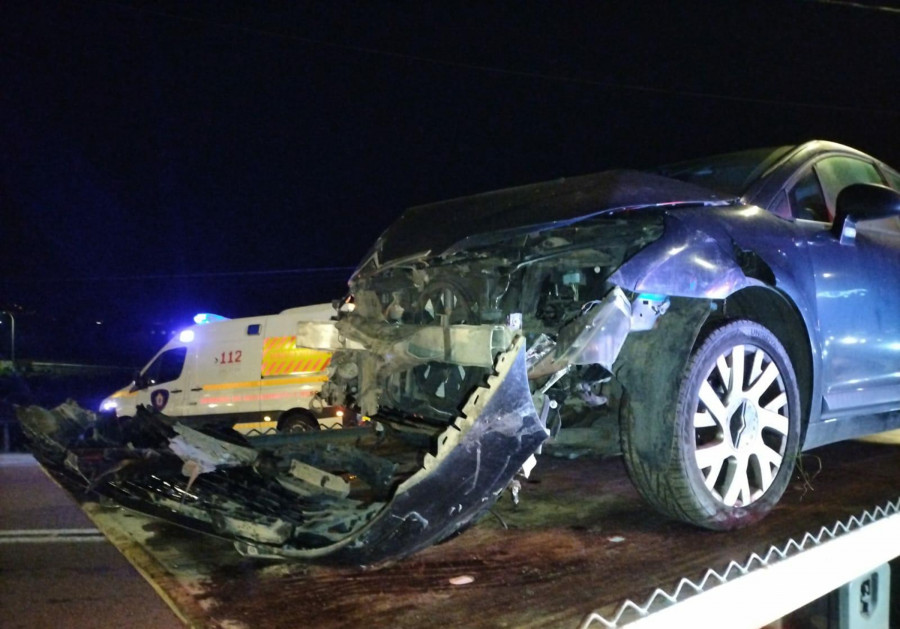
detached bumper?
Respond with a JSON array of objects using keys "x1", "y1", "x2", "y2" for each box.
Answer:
[
  {"x1": 305, "y1": 335, "x2": 548, "y2": 564},
  {"x1": 18, "y1": 337, "x2": 548, "y2": 566}
]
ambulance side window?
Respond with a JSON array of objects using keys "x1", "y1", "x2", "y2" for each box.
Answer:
[{"x1": 142, "y1": 347, "x2": 187, "y2": 387}]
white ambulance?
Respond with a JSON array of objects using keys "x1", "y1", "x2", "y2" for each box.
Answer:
[{"x1": 100, "y1": 303, "x2": 346, "y2": 434}]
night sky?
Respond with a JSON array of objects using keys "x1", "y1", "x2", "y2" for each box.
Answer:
[{"x1": 2, "y1": 1, "x2": 899, "y2": 361}]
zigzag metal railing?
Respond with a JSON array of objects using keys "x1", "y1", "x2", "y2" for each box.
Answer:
[{"x1": 579, "y1": 497, "x2": 900, "y2": 628}]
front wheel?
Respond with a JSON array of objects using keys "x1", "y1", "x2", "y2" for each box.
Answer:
[{"x1": 622, "y1": 319, "x2": 802, "y2": 530}]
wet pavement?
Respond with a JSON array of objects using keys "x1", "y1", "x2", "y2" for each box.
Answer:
[{"x1": 0, "y1": 454, "x2": 183, "y2": 629}]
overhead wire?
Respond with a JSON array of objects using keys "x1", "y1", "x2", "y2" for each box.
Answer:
[
  {"x1": 1, "y1": 268, "x2": 356, "y2": 284},
  {"x1": 81, "y1": 0, "x2": 900, "y2": 117},
  {"x1": 801, "y1": 0, "x2": 900, "y2": 14}
]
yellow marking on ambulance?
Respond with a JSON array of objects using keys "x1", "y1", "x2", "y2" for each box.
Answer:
[
  {"x1": 261, "y1": 336, "x2": 332, "y2": 377},
  {"x1": 261, "y1": 375, "x2": 328, "y2": 387}
]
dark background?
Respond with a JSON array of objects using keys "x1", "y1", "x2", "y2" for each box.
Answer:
[{"x1": 2, "y1": 0, "x2": 899, "y2": 366}]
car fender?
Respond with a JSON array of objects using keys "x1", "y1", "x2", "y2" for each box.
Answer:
[
  {"x1": 610, "y1": 209, "x2": 827, "y2": 429},
  {"x1": 608, "y1": 213, "x2": 761, "y2": 299}
]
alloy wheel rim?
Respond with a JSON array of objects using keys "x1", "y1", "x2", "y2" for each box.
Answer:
[{"x1": 692, "y1": 343, "x2": 790, "y2": 507}]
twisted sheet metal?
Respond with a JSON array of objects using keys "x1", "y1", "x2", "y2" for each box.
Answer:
[{"x1": 579, "y1": 497, "x2": 900, "y2": 628}]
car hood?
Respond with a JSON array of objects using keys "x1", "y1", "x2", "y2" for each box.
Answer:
[{"x1": 367, "y1": 169, "x2": 735, "y2": 267}]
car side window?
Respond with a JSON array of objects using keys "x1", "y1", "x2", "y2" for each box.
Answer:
[
  {"x1": 143, "y1": 347, "x2": 187, "y2": 386},
  {"x1": 788, "y1": 170, "x2": 829, "y2": 222},
  {"x1": 787, "y1": 156, "x2": 884, "y2": 223},
  {"x1": 813, "y1": 157, "x2": 883, "y2": 217},
  {"x1": 765, "y1": 190, "x2": 793, "y2": 219}
]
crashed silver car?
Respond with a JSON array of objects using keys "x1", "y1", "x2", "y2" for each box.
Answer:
[{"x1": 21, "y1": 140, "x2": 900, "y2": 564}]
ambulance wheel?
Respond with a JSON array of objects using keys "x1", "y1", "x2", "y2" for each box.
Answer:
[{"x1": 278, "y1": 410, "x2": 319, "y2": 433}]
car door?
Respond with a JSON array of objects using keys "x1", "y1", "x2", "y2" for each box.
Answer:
[{"x1": 786, "y1": 155, "x2": 900, "y2": 417}]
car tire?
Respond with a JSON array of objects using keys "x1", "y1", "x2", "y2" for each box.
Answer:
[
  {"x1": 278, "y1": 410, "x2": 319, "y2": 433},
  {"x1": 621, "y1": 319, "x2": 801, "y2": 530}
]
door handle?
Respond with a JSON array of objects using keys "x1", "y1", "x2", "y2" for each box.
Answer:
[
  {"x1": 191, "y1": 387, "x2": 203, "y2": 392},
  {"x1": 170, "y1": 389, "x2": 182, "y2": 394}
]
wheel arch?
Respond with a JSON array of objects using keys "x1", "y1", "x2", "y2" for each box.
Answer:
[
  {"x1": 614, "y1": 297, "x2": 715, "y2": 463},
  {"x1": 719, "y1": 286, "x2": 814, "y2": 438}
]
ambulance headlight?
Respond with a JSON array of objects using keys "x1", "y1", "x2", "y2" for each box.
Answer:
[
  {"x1": 179, "y1": 329, "x2": 195, "y2": 343},
  {"x1": 100, "y1": 400, "x2": 118, "y2": 412}
]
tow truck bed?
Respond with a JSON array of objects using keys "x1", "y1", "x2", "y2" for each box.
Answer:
[{"x1": 72, "y1": 438, "x2": 900, "y2": 628}]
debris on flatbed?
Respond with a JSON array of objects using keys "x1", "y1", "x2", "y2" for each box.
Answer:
[{"x1": 18, "y1": 337, "x2": 548, "y2": 566}]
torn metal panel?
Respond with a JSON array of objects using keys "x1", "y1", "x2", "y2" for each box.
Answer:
[
  {"x1": 308, "y1": 335, "x2": 549, "y2": 564},
  {"x1": 169, "y1": 423, "x2": 258, "y2": 473},
  {"x1": 531, "y1": 287, "x2": 632, "y2": 377},
  {"x1": 18, "y1": 336, "x2": 548, "y2": 566},
  {"x1": 284, "y1": 459, "x2": 350, "y2": 498},
  {"x1": 211, "y1": 514, "x2": 294, "y2": 545},
  {"x1": 294, "y1": 319, "x2": 366, "y2": 352},
  {"x1": 298, "y1": 318, "x2": 514, "y2": 369},
  {"x1": 402, "y1": 324, "x2": 514, "y2": 366}
]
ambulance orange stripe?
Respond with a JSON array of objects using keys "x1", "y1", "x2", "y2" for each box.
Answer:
[
  {"x1": 201, "y1": 374, "x2": 327, "y2": 391},
  {"x1": 199, "y1": 390, "x2": 316, "y2": 405}
]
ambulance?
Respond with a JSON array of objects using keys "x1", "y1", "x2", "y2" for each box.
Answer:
[{"x1": 100, "y1": 303, "x2": 346, "y2": 434}]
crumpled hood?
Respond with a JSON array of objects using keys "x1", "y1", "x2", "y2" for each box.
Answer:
[{"x1": 370, "y1": 169, "x2": 734, "y2": 266}]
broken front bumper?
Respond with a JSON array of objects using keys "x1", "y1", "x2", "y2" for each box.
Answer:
[{"x1": 19, "y1": 337, "x2": 548, "y2": 566}]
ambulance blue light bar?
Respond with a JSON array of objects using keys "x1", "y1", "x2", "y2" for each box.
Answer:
[{"x1": 193, "y1": 313, "x2": 228, "y2": 325}]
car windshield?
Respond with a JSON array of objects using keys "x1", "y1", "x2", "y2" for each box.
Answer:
[{"x1": 653, "y1": 146, "x2": 793, "y2": 196}]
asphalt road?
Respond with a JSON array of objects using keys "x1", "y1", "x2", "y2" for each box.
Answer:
[{"x1": 0, "y1": 454, "x2": 183, "y2": 629}]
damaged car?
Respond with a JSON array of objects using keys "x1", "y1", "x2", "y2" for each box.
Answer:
[
  {"x1": 305, "y1": 139, "x2": 900, "y2": 531},
  {"x1": 21, "y1": 140, "x2": 900, "y2": 564}
]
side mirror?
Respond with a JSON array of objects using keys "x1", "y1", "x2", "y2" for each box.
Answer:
[
  {"x1": 131, "y1": 370, "x2": 147, "y2": 391},
  {"x1": 833, "y1": 183, "x2": 900, "y2": 243}
]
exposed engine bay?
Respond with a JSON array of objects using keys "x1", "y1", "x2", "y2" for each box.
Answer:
[{"x1": 313, "y1": 216, "x2": 668, "y2": 431}]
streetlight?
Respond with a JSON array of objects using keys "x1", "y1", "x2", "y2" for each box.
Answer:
[{"x1": 0, "y1": 311, "x2": 14, "y2": 364}]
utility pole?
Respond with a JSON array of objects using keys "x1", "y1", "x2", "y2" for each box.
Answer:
[{"x1": 1, "y1": 311, "x2": 14, "y2": 364}]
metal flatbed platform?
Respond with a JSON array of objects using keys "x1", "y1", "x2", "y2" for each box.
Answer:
[{"x1": 74, "y1": 439, "x2": 900, "y2": 628}]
